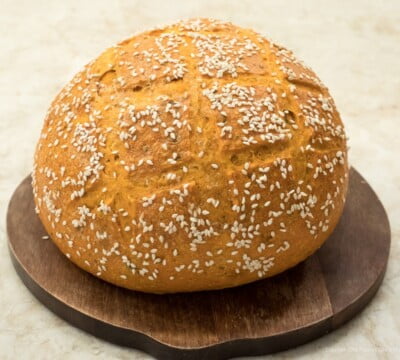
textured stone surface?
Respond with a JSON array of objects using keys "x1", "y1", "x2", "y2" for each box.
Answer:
[{"x1": 0, "y1": 0, "x2": 399, "y2": 358}]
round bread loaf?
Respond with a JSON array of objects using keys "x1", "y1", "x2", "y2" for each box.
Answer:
[{"x1": 32, "y1": 18, "x2": 348, "y2": 293}]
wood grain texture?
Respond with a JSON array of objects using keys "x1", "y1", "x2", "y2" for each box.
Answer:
[{"x1": 6, "y1": 168, "x2": 390, "y2": 360}]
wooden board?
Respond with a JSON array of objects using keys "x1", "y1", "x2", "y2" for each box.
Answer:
[{"x1": 6, "y1": 168, "x2": 390, "y2": 359}]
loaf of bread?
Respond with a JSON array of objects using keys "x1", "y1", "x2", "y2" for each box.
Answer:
[{"x1": 32, "y1": 18, "x2": 348, "y2": 293}]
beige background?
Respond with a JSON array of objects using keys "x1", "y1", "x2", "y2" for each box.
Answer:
[{"x1": 0, "y1": 0, "x2": 399, "y2": 359}]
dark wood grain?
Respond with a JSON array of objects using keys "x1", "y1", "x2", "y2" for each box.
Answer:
[{"x1": 6, "y1": 168, "x2": 390, "y2": 359}]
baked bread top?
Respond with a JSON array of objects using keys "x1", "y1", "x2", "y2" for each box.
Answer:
[{"x1": 32, "y1": 18, "x2": 348, "y2": 293}]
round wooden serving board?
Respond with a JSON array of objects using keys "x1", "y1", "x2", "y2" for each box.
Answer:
[{"x1": 7, "y1": 168, "x2": 390, "y2": 359}]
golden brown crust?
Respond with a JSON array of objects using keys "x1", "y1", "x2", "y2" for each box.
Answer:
[{"x1": 32, "y1": 18, "x2": 348, "y2": 293}]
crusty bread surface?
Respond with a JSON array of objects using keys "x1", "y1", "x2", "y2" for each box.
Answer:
[{"x1": 33, "y1": 18, "x2": 348, "y2": 293}]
